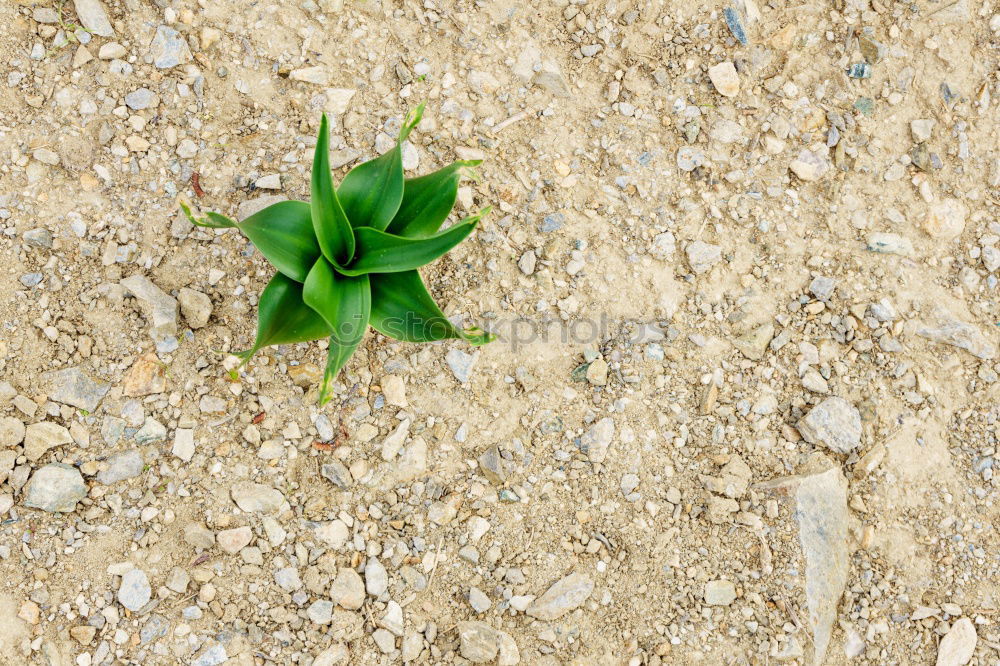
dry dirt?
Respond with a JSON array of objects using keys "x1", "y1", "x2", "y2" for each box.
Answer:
[{"x1": 1, "y1": 0, "x2": 999, "y2": 665}]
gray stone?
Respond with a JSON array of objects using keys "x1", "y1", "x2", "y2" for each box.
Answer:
[
  {"x1": 172, "y1": 429, "x2": 195, "y2": 462},
  {"x1": 23, "y1": 228, "x2": 53, "y2": 248},
  {"x1": 117, "y1": 569, "x2": 151, "y2": 611},
  {"x1": 124, "y1": 88, "x2": 157, "y2": 110},
  {"x1": 867, "y1": 232, "x2": 913, "y2": 256},
  {"x1": 182, "y1": 523, "x2": 215, "y2": 549},
  {"x1": 330, "y1": 568, "x2": 364, "y2": 610},
  {"x1": 526, "y1": 572, "x2": 594, "y2": 620},
  {"x1": 381, "y1": 600, "x2": 404, "y2": 636},
  {"x1": 650, "y1": 232, "x2": 676, "y2": 260},
  {"x1": 134, "y1": 418, "x2": 166, "y2": 444},
  {"x1": 33, "y1": 8, "x2": 60, "y2": 23},
  {"x1": 0, "y1": 417, "x2": 25, "y2": 448},
  {"x1": 231, "y1": 483, "x2": 284, "y2": 513},
  {"x1": 477, "y1": 446, "x2": 507, "y2": 485},
  {"x1": 445, "y1": 349, "x2": 477, "y2": 384},
  {"x1": 97, "y1": 449, "x2": 144, "y2": 485},
  {"x1": 757, "y1": 458, "x2": 848, "y2": 666},
  {"x1": 254, "y1": 174, "x2": 282, "y2": 190},
  {"x1": 580, "y1": 417, "x2": 614, "y2": 463},
  {"x1": 307, "y1": 600, "x2": 334, "y2": 624},
  {"x1": 917, "y1": 310, "x2": 996, "y2": 360},
  {"x1": 676, "y1": 146, "x2": 704, "y2": 172},
  {"x1": 458, "y1": 621, "x2": 500, "y2": 663},
  {"x1": 365, "y1": 557, "x2": 388, "y2": 597},
  {"x1": 148, "y1": 25, "x2": 191, "y2": 69},
  {"x1": 191, "y1": 642, "x2": 227, "y2": 666},
  {"x1": 469, "y1": 587, "x2": 492, "y2": 613},
  {"x1": 178, "y1": 288, "x2": 212, "y2": 328},
  {"x1": 797, "y1": 397, "x2": 862, "y2": 454},
  {"x1": 936, "y1": 617, "x2": 977, "y2": 666},
  {"x1": 733, "y1": 323, "x2": 775, "y2": 361},
  {"x1": 321, "y1": 460, "x2": 353, "y2": 489},
  {"x1": 313, "y1": 643, "x2": 349, "y2": 666},
  {"x1": 686, "y1": 241, "x2": 722, "y2": 274},
  {"x1": 44, "y1": 367, "x2": 109, "y2": 412},
  {"x1": 101, "y1": 415, "x2": 126, "y2": 446},
  {"x1": 700, "y1": 456, "x2": 752, "y2": 499},
  {"x1": 372, "y1": 628, "x2": 395, "y2": 654},
  {"x1": 379, "y1": 418, "x2": 410, "y2": 461},
  {"x1": 789, "y1": 149, "x2": 830, "y2": 181},
  {"x1": 809, "y1": 276, "x2": 836, "y2": 301},
  {"x1": 217, "y1": 526, "x2": 253, "y2": 553},
  {"x1": 73, "y1": 0, "x2": 114, "y2": 37},
  {"x1": 911, "y1": 118, "x2": 936, "y2": 142},
  {"x1": 120, "y1": 275, "x2": 178, "y2": 346},
  {"x1": 98, "y1": 42, "x2": 126, "y2": 59},
  {"x1": 24, "y1": 422, "x2": 73, "y2": 462},
  {"x1": 165, "y1": 567, "x2": 190, "y2": 593},
  {"x1": 24, "y1": 464, "x2": 87, "y2": 512},
  {"x1": 140, "y1": 615, "x2": 168, "y2": 644},
  {"x1": 704, "y1": 579, "x2": 737, "y2": 606},
  {"x1": 275, "y1": 567, "x2": 302, "y2": 591}
]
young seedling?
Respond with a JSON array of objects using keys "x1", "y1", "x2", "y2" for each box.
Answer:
[{"x1": 182, "y1": 104, "x2": 493, "y2": 403}]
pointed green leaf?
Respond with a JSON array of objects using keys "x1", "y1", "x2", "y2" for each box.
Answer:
[
  {"x1": 303, "y1": 258, "x2": 371, "y2": 404},
  {"x1": 234, "y1": 272, "x2": 332, "y2": 364},
  {"x1": 240, "y1": 201, "x2": 322, "y2": 282},
  {"x1": 338, "y1": 207, "x2": 488, "y2": 276},
  {"x1": 338, "y1": 103, "x2": 425, "y2": 230},
  {"x1": 312, "y1": 114, "x2": 355, "y2": 265},
  {"x1": 369, "y1": 270, "x2": 494, "y2": 345},
  {"x1": 180, "y1": 202, "x2": 237, "y2": 229},
  {"x1": 385, "y1": 160, "x2": 482, "y2": 238},
  {"x1": 182, "y1": 200, "x2": 321, "y2": 283}
]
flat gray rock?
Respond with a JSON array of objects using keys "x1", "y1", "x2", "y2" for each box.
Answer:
[
  {"x1": 24, "y1": 463, "x2": 87, "y2": 512},
  {"x1": 757, "y1": 458, "x2": 848, "y2": 666},
  {"x1": 917, "y1": 309, "x2": 996, "y2": 360},
  {"x1": 797, "y1": 397, "x2": 861, "y2": 454},
  {"x1": 445, "y1": 349, "x2": 477, "y2": 384},
  {"x1": 936, "y1": 617, "x2": 977, "y2": 666},
  {"x1": 149, "y1": 25, "x2": 191, "y2": 69},
  {"x1": 231, "y1": 482, "x2": 284, "y2": 513},
  {"x1": 44, "y1": 367, "x2": 109, "y2": 412},
  {"x1": 118, "y1": 568, "x2": 151, "y2": 611},
  {"x1": 121, "y1": 274, "x2": 178, "y2": 346},
  {"x1": 97, "y1": 449, "x2": 144, "y2": 485},
  {"x1": 0, "y1": 416, "x2": 25, "y2": 447},
  {"x1": 24, "y1": 422, "x2": 73, "y2": 462},
  {"x1": 73, "y1": 0, "x2": 114, "y2": 37},
  {"x1": 458, "y1": 621, "x2": 500, "y2": 663},
  {"x1": 526, "y1": 572, "x2": 594, "y2": 620},
  {"x1": 580, "y1": 417, "x2": 614, "y2": 463}
]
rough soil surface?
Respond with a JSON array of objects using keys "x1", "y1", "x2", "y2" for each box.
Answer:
[{"x1": 1, "y1": 0, "x2": 999, "y2": 665}]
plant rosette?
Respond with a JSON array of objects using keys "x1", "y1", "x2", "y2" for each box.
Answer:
[{"x1": 181, "y1": 104, "x2": 493, "y2": 404}]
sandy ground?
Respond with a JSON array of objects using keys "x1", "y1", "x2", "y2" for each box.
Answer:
[{"x1": 1, "y1": 0, "x2": 999, "y2": 664}]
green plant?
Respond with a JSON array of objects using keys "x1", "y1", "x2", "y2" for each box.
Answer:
[{"x1": 182, "y1": 104, "x2": 493, "y2": 404}]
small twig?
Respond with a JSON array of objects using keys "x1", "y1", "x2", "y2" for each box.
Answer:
[
  {"x1": 492, "y1": 111, "x2": 529, "y2": 134},
  {"x1": 424, "y1": 536, "x2": 445, "y2": 592}
]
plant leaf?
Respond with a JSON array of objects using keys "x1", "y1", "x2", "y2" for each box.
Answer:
[
  {"x1": 303, "y1": 258, "x2": 371, "y2": 404},
  {"x1": 182, "y1": 200, "x2": 321, "y2": 283},
  {"x1": 180, "y1": 201, "x2": 237, "y2": 229},
  {"x1": 338, "y1": 207, "x2": 488, "y2": 276},
  {"x1": 311, "y1": 113, "x2": 355, "y2": 265},
  {"x1": 337, "y1": 103, "x2": 425, "y2": 231},
  {"x1": 234, "y1": 272, "x2": 331, "y2": 364},
  {"x1": 369, "y1": 270, "x2": 494, "y2": 345},
  {"x1": 385, "y1": 160, "x2": 482, "y2": 238}
]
